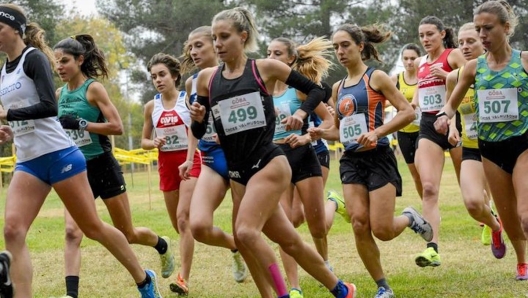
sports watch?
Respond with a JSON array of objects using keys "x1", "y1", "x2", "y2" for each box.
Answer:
[{"x1": 79, "y1": 119, "x2": 88, "y2": 132}]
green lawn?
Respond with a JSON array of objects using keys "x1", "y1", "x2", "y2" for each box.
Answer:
[{"x1": 0, "y1": 154, "x2": 524, "y2": 297}]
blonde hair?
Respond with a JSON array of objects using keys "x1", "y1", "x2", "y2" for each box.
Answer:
[
  {"x1": 212, "y1": 7, "x2": 259, "y2": 53},
  {"x1": 459, "y1": 22, "x2": 476, "y2": 33},
  {"x1": 180, "y1": 26, "x2": 213, "y2": 75},
  {"x1": 0, "y1": 4, "x2": 54, "y2": 66},
  {"x1": 273, "y1": 36, "x2": 334, "y2": 83},
  {"x1": 475, "y1": 0, "x2": 518, "y2": 37}
]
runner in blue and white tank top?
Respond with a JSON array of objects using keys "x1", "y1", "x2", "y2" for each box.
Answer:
[
  {"x1": 179, "y1": 26, "x2": 248, "y2": 285},
  {"x1": 0, "y1": 4, "x2": 161, "y2": 297}
]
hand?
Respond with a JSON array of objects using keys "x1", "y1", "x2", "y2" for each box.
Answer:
[
  {"x1": 190, "y1": 102, "x2": 206, "y2": 123},
  {"x1": 430, "y1": 63, "x2": 447, "y2": 80},
  {"x1": 434, "y1": 115, "x2": 449, "y2": 135},
  {"x1": 448, "y1": 126, "x2": 460, "y2": 147},
  {"x1": 281, "y1": 114, "x2": 303, "y2": 131},
  {"x1": 325, "y1": 104, "x2": 335, "y2": 117},
  {"x1": 178, "y1": 160, "x2": 193, "y2": 180},
  {"x1": 357, "y1": 131, "x2": 378, "y2": 148},
  {"x1": 59, "y1": 114, "x2": 81, "y2": 130},
  {"x1": 307, "y1": 127, "x2": 323, "y2": 141},
  {"x1": 152, "y1": 136, "x2": 166, "y2": 149},
  {"x1": 285, "y1": 134, "x2": 310, "y2": 148},
  {"x1": 0, "y1": 125, "x2": 13, "y2": 144}
]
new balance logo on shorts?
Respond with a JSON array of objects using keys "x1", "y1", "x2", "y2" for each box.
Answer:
[{"x1": 61, "y1": 164, "x2": 73, "y2": 173}]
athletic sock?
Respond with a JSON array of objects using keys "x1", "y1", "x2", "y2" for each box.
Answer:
[
  {"x1": 427, "y1": 242, "x2": 438, "y2": 253},
  {"x1": 375, "y1": 278, "x2": 390, "y2": 291},
  {"x1": 330, "y1": 280, "x2": 349, "y2": 298},
  {"x1": 136, "y1": 271, "x2": 151, "y2": 288},
  {"x1": 65, "y1": 275, "x2": 79, "y2": 298},
  {"x1": 154, "y1": 236, "x2": 168, "y2": 254}
]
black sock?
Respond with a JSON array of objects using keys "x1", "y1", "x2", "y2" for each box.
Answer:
[
  {"x1": 427, "y1": 242, "x2": 438, "y2": 253},
  {"x1": 231, "y1": 249, "x2": 238, "y2": 254},
  {"x1": 136, "y1": 271, "x2": 151, "y2": 288},
  {"x1": 375, "y1": 278, "x2": 390, "y2": 291},
  {"x1": 65, "y1": 275, "x2": 79, "y2": 298},
  {"x1": 154, "y1": 236, "x2": 168, "y2": 255}
]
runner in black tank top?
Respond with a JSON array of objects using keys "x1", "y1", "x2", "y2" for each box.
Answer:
[{"x1": 190, "y1": 7, "x2": 356, "y2": 298}]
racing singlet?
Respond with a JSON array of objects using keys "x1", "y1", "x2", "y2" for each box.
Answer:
[
  {"x1": 336, "y1": 67, "x2": 388, "y2": 152},
  {"x1": 58, "y1": 79, "x2": 112, "y2": 160},
  {"x1": 417, "y1": 49, "x2": 453, "y2": 114},
  {"x1": 475, "y1": 50, "x2": 528, "y2": 142},
  {"x1": 152, "y1": 91, "x2": 190, "y2": 152},
  {"x1": 208, "y1": 59, "x2": 275, "y2": 163},
  {"x1": 189, "y1": 73, "x2": 220, "y2": 153},
  {"x1": 0, "y1": 47, "x2": 73, "y2": 162},
  {"x1": 273, "y1": 87, "x2": 302, "y2": 140},
  {"x1": 456, "y1": 67, "x2": 478, "y2": 149},
  {"x1": 397, "y1": 72, "x2": 420, "y2": 133}
]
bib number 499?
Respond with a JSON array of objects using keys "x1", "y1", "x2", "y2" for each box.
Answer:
[{"x1": 228, "y1": 106, "x2": 258, "y2": 123}]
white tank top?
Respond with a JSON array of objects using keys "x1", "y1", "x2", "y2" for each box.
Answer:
[
  {"x1": 151, "y1": 91, "x2": 191, "y2": 152},
  {"x1": 0, "y1": 47, "x2": 73, "y2": 162}
]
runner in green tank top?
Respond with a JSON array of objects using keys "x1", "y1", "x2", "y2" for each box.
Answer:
[
  {"x1": 55, "y1": 34, "x2": 174, "y2": 298},
  {"x1": 435, "y1": 1, "x2": 528, "y2": 280}
]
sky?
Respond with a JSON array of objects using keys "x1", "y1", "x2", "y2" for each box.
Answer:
[{"x1": 60, "y1": 0, "x2": 98, "y2": 16}]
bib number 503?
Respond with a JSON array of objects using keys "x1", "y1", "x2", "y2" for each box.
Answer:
[{"x1": 423, "y1": 94, "x2": 442, "y2": 106}]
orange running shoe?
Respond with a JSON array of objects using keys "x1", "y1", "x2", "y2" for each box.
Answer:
[{"x1": 170, "y1": 273, "x2": 189, "y2": 295}]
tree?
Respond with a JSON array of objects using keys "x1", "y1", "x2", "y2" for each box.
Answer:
[{"x1": 96, "y1": 0, "x2": 234, "y2": 103}]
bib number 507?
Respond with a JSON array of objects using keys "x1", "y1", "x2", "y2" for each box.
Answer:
[{"x1": 483, "y1": 100, "x2": 510, "y2": 114}]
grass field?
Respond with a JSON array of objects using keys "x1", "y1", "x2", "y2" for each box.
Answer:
[{"x1": 0, "y1": 154, "x2": 525, "y2": 298}]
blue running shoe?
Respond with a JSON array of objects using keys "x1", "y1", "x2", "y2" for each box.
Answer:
[{"x1": 138, "y1": 270, "x2": 162, "y2": 298}]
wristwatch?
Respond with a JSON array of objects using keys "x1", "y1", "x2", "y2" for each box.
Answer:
[{"x1": 78, "y1": 119, "x2": 88, "y2": 132}]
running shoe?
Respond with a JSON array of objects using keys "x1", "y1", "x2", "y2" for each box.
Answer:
[
  {"x1": 170, "y1": 273, "x2": 189, "y2": 295},
  {"x1": 375, "y1": 287, "x2": 395, "y2": 298},
  {"x1": 328, "y1": 190, "x2": 350, "y2": 223},
  {"x1": 160, "y1": 236, "x2": 175, "y2": 278},
  {"x1": 137, "y1": 269, "x2": 162, "y2": 298},
  {"x1": 0, "y1": 251, "x2": 12, "y2": 298},
  {"x1": 481, "y1": 225, "x2": 492, "y2": 246},
  {"x1": 402, "y1": 207, "x2": 433, "y2": 242},
  {"x1": 232, "y1": 251, "x2": 248, "y2": 283},
  {"x1": 344, "y1": 282, "x2": 357, "y2": 298},
  {"x1": 289, "y1": 288, "x2": 303, "y2": 298},
  {"x1": 415, "y1": 247, "x2": 441, "y2": 267},
  {"x1": 516, "y1": 263, "x2": 528, "y2": 281},
  {"x1": 491, "y1": 218, "x2": 506, "y2": 259}
]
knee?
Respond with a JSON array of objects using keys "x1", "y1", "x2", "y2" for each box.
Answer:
[
  {"x1": 176, "y1": 213, "x2": 190, "y2": 234},
  {"x1": 421, "y1": 182, "x2": 439, "y2": 199},
  {"x1": 464, "y1": 198, "x2": 483, "y2": 217},
  {"x1": 3, "y1": 220, "x2": 27, "y2": 243},
  {"x1": 190, "y1": 220, "x2": 211, "y2": 243},
  {"x1": 65, "y1": 224, "x2": 84, "y2": 245},
  {"x1": 351, "y1": 216, "x2": 370, "y2": 235},
  {"x1": 79, "y1": 221, "x2": 105, "y2": 241},
  {"x1": 234, "y1": 225, "x2": 261, "y2": 249},
  {"x1": 291, "y1": 213, "x2": 305, "y2": 228},
  {"x1": 372, "y1": 227, "x2": 394, "y2": 241},
  {"x1": 307, "y1": 221, "x2": 327, "y2": 239}
]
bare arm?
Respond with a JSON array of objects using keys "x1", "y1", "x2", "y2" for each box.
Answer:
[{"x1": 85, "y1": 82, "x2": 124, "y2": 136}]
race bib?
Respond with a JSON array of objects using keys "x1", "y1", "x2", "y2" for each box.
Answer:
[
  {"x1": 463, "y1": 113, "x2": 478, "y2": 140},
  {"x1": 217, "y1": 91, "x2": 266, "y2": 135},
  {"x1": 412, "y1": 107, "x2": 422, "y2": 126},
  {"x1": 419, "y1": 85, "x2": 446, "y2": 112},
  {"x1": 274, "y1": 102, "x2": 292, "y2": 134},
  {"x1": 6, "y1": 100, "x2": 35, "y2": 136},
  {"x1": 65, "y1": 129, "x2": 92, "y2": 147},
  {"x1": 156, "y1": 125, "x2": 188, "y2": 151},
  {"x1": 477, "y1": 88, "x2": 519, "y2": 123},
  {"x1": 339, "y1": 113, "x2": 367, "y2": 145},
  {"x1": 202, "y1": 114, "x2": 217, "y2": 143}
]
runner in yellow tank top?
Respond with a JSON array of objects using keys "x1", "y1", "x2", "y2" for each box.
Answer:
[{"x1": 391, "y1": 44, "x2": 423, "y2": 201}]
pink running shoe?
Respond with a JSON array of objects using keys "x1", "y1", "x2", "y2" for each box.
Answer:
[
  {"x1": 516, "y1": 263, "x2": 528, "y2": 281},
  {"x1": 491, "y1": 218, "x2": 506, "y2": 259}
]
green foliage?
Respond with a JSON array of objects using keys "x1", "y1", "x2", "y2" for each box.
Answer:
[{"x1": 96, "y1": 0, "x2": 234, "y2": 103}]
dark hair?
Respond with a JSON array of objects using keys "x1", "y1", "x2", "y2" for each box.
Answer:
[
  {"x1": 54, "y1": 34, "x2": 109, "y2": 79},
  {"x1": 402, "y1": 43, "x2": 421, "y2": 56},
  {"x1": 180, "y1": 26, "x2": 213, "y2": 75},
  {"x1": 271, "y1": 36, "x2": 333, "y2": 83},
  {"x1": 419, "y1": 16, "x2": 457, "y2": 49},
  {"x1": 147, "y1": 53, "x2": 182, "y2": 87},
  {"x1": 332, "y1": 23, "x2": 392, "y2": 63},
  {"x1": 0, "y1": 4, "x2": 54, "y2": 67},
  {"x1": 475, "y1": 0, "x2": 518, "y2": 37}
]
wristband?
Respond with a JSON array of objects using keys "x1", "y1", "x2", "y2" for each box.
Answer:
[{"x1": 436, "y1": 111, "x2": 448, "y2": 118}]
